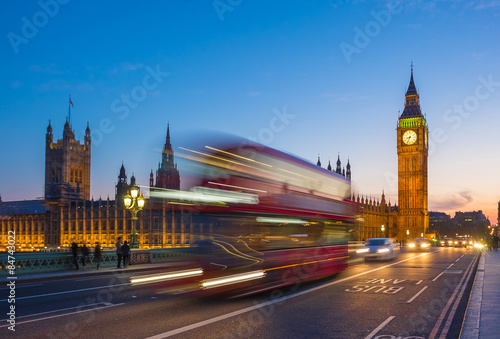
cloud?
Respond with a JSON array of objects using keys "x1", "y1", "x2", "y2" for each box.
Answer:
[
  {"x1": 120, "y1": 62, "x2": 145, "y2": 71},
  {"x1": 406, "y1": 23, "x2": 421, "y2": 29},
  {"x1": 247, "y1": 91, "x2": 262, "y2": 97},
  {"x1": 330, "y1": 94, "x2": 373, "y2": 102},
  {"x1": 472, "y1": 0, "x2": 500, "y2": 10},
  {"x1": 34, "y1": 79, "x2": 94, "y2": 92},
  {"x1": 29, "y1": 64, "x2": 66, "y2": 75},
  {"x1": 11, "y1": 81, "x2": 22, "y2": 89},
  {"x1": 472, "y1": 52, "x2": 486, "y2": 61},
  {"x1": 430, "y1": 190, "x2": 473, "y2": 210}
]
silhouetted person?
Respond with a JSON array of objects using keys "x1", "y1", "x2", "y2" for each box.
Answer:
[
  {"x1": 487, "y1": 236, "x2": 493, "y2": 251},
  {"x1": 94, "y1": 242, "x2": 102, "y2": 270},
  {"x1": 81, "y1": 244, "x2": 90, "y2": 270},
  {"x1": 494, "y1": 235, "x2": 499, "y2": 251},
  {"x1": 71, "y1": 242, "x2": 79, "y2": 270},
  {"x1": 116, "y1": 237, "x2": 123, "y2": 268},
  {"x1": 121, "y1": 241, "x2": 130, "y2": 268}
]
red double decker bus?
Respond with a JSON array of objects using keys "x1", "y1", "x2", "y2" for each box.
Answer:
[{"x1": 139, "y1": 135, "x2": 357, "y2": 297}]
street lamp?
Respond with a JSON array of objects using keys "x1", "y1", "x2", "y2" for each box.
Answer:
[
  {"x1": 124, "y1": 185, "x2": 145, "y2": 249},
  {"x1": 381, "y1": 224, "x2": 385, "y2": 237}
]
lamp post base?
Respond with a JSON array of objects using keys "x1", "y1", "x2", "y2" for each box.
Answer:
[{"x1": 130, "y1": 233, "x2": 140, "y2": 249}]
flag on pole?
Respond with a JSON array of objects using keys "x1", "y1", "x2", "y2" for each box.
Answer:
[{"x1": 69, "y1": 95, "x2": 74, "y2": 108}]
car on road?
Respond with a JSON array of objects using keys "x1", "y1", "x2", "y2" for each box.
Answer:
[
  {"x1": 455, "y1": 236, "x2": 468, "y2": 247},
  {"x1": 440, "y1": 237, "x2": 454, "y2": 247},
  {"x1": 408, "y1": 238, "x2": 431, "y2": 251},
  {"x1": 358, "y1": 238, "x2": 399, "y2": 261}
]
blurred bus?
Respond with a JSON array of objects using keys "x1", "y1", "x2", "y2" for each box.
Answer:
[{"x1": 136, "y1": 134, "x2": 356, "y2": 297}]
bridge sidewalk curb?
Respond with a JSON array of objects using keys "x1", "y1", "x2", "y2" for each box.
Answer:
[
  {"x1": 3, "y1": 262, "x2": 186, "y2": 284},
  {"x1": 461, "y1": 249, "x2": 500, "y2": 339}
]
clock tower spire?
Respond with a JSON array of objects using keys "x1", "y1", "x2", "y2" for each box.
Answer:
[{"x1": 396, "y1": 65, "x2": 429, "y2": 240}]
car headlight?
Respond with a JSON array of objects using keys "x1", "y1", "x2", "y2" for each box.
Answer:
[
  {"x1": 377, "y1": 248, "x2": 390, "y2": 253},
  {"x1": 454, "y1": 241, "x2": 458, "y2": 244},
  {"x1": 421, "y1": 243, "x2": 428, "y2": 247},
  {"x1": 356, "y1": 248, "x2": 369, "y2": 254},
  {"x1": 409, "y1": 243, "x2": 416, "y2": 247}
]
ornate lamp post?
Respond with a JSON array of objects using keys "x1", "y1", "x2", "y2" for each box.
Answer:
[
  {"x1": 124, "y1": 185, "x2": 145, "y2": 249},
  {"x1": 381, "y1": 224, "x2": 385, "y2": 237}
]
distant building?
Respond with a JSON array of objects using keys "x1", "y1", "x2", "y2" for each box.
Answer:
[
  {"x1": 429, "y1": 211, "x2": 451, "y2": 236},
  {"x1": 428, "y1": 210, "x2": 490, "y2": 239},
  {"x1": 0, "y1": 119, "x2": 195, "y2": 249},
  {"x1": 453, "y1": 210, "x2": 489, "y2": 227},
  {"x1": 352, "y1": 192, "x2": 398, "y2": 241},
  {"x1": 150, "y1": 123, "x2": 180, "y2": 190},
  {"x1": 396, "y1": 66, "x2": 429, "y2": 239},
  {"x1": 316, "y1": 155, "x2": 351, "y2": 181},
  {"x1": 44, "y1": 118, "x2": 91, "y2": 201},
  {"x1": 498, "y1": 201, "x2": 500, "y2": 227}
]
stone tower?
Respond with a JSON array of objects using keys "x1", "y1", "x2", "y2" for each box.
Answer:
[
  {"x1": 115, "y1": 163, "x2": 129, "y2": 205},
  {"x1": 396, "y1": 66, "x2": 429, "y2": 239},
  {"x1": 45, "y1": 116, "x2": 91, "y2": 201},
  {"x1": 151, "y1": 123, "x2": 180, "y2": 190}
]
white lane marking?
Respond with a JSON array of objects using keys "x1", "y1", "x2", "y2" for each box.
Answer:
[
  {"x1": 0, "y1": 283, "x2": 129, "y2": 302},
  {"x1": 432, "y1": 272, "x2": 444, "y2": 282},
  {"x1": 447, "y1": 263, "x2": 454, "y2": 269},
  {"x1": 0, "y1": 303, "x2": 124, "y2": 328},
  {"x1": 364, "y1": 316, "x2": 396, "y2": 339},
  {"x1": 0, "y1": 302, "x2": 106, "y2": 321},
  {"x1": 145, "y1": 253, "x2": 431, "y2": 339},
  {"x1": 406, "y1": 286, "x2": 428, "y2": 304},
  {"x1": 429, "y1": 252, "x2": 479, "y2": 339},
  {"x1": 0, "y1": 283, "x2": 42, "y2": 289},
  {"x1": 416, "y1": 280, "x2": 423, "y2": 285},
  {"x1": 75, "y1": 276, "x2": 118, "y2": 282}
]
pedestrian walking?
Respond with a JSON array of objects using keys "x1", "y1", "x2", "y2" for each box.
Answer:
[
  {"x1": 94, "y1": 242, "x2": 102, "y2": 270},
  {"x1": 116, "y1": 237, "x2": 123, "y2": 268},
  {"x1": 81, "y1": 244, "x2": 90, "y2": 270},
  {"x1": 121, "y1": 241, "x2": 131, "y2": 268},
  {"x1": 71, "y1": 241, "x2": 79, "y2": 270}
]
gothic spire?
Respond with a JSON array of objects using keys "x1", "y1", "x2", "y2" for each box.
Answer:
[
  {"x1": 118, "y1": 162, "x2": 126, "y2": 180},
  {"x1": 400, "y1": 63, "x2": 423, "y2": 119},
  {"x1": 165, "y1": 122, "x2": 172, "y2": 151},
  {"x1": 316, "y1": 154, "x2": 321, "y2": 167},
  {"x1": 405, "y1": 62, "x2": 417, "y2": 96},
  {"x1": 346, "y1": 159, "x2": 351, "y2": 180},
  {"x1": 336, "y1": 154, "x2": 342, "y2": 174}
]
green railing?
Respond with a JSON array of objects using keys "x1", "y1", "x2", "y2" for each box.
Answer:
[{"x1": 0, "y1": 248, "x2": 196, "y2": 276}]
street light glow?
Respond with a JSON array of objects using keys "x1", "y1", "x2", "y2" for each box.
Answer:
[
  {"x1": 137, "y1": 193, "x2": 145, "y2": 208},
  {"x1": 130, "y1": 187, "x2": 138, "y2": 198},
  {"x1": 124, "y1": 186, "x2": 144, "y2": 249}
]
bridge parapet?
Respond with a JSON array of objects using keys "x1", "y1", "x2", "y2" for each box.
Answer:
[{"x1": 0, "y1": 248, "x2": 196, "y2": 276}]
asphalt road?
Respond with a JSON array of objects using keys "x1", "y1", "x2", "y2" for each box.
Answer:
[{"x1": 1, "y1": 247, "x2": 479, "y2": 339}]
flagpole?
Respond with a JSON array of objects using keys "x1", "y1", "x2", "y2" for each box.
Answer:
[{"x1": 68, "y1": 94, "x2": 71, "y2": 124}]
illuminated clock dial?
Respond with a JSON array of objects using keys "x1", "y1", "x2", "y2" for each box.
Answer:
[{"x1": 402, "y1": 130, "x2": 417, "y2": 145}]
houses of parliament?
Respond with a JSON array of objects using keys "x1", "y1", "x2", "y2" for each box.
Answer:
[{"x1": 0, "y1": 69, "x2": 429, "y2": 248}]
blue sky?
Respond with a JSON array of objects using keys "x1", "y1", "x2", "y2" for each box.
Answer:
[{"x1": 1, "y1": 1, "x2": 499, "y2": 223}]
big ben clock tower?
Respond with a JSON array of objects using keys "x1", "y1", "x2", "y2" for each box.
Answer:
[{"x1": 397, "y1": 65, "x2": 429, "y2": 240}]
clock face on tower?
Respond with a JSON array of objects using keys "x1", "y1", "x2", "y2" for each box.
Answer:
[{"x1": 402, "y1": 130, "x2": 417, "y2": 145}]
